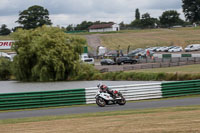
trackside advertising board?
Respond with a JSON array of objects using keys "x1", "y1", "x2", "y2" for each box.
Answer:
[{"x1": 0, "y1": 40, "x2": 15, "y2": 50}]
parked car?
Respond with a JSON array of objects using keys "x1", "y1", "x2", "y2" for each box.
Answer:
[
  {"x1": 184, "y1": 44, "x2": 200, "y2": 52},
  {"x1": 116, "y1": 57, "x2": 137, "y2": 65},
  {"x1": 165, "y1": 46, "x2": 176, "y2": 52},
  {"x1": 135, "y1": 50, "x2": 154, "y2": 57},
  {"x1": 100, "y1": 59, "x2": 115, "y2": 65},
  {"x1": 146, "y1": 47, "x2": 158, "y2": 52},
  {"x1": 155, "y1": 47, "x2": 163, "y2": 52},
  {"x1": 168, "y1": 46, "x2": 183, "y2": 52},
  {"x1": 135, "y1": 50, "x2": 146, "y2": 57},
  {"x1": 155, "y1": 46, "x2": 171, "y2": 52},
  {"x1": 127, "y1": 48, "x2": 143, "y2": 57}
]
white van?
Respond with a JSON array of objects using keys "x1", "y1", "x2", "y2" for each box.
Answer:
[
  {"x1": 80, "y1": 53, "x2": 94, "y2": 65},
  {"x1": 184, "y1": 44, "x2": 200, "y2": 52}
]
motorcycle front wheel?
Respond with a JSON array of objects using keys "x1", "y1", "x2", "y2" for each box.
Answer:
[
  {"x1": 96, "y1": 97, "x2": 106, "y2": 107},
  {"x1": 117, "y1": 97, "x2": 126, "y2": 105}
]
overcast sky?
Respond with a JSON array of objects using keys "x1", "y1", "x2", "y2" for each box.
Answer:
[{"x1": 0, "y1": 0, "x2": 184, "y2": 29}]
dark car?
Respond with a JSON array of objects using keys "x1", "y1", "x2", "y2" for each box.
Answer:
[
  {"x1": 116, "y1": 57, "x2": 137, "y2": 65},
  {"x1": 100, "y1": 59, "x2": 115, "y2": 65}
]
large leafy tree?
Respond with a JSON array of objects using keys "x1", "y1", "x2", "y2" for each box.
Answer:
[
  {"x1": 159, "y1": 10, "x2": 183, "y2": 28},
  {"x1": 16, "y1": 5, "x2": 52, "y2": 30},
  {"x1": 11, "y1": 26, "x2": 86, "y2": 81},
  {"x1": 0, "y1": 24, "x2": 11, "y2": 35},
  {"x1": 182, "y1": 0, "x2": 200, "y2": 22},
  {"x1": 140, "y1": 13, "x2": 157, "y2": 28},
  {"x1": 182, "y1": 0, "x2": 200, "y2": 23}
]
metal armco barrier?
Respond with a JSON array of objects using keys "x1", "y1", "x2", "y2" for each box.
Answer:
[
  {"x1": 0, "y1": 80, "x2": 200, "y2": 110},
  {"x1": 0, "y1": 89, "x2": 86, "y2": 110},
  {"x1": 161, "y1": 80, "x2": 200, "y2": 97},
  {"x1": 85, "y1": 83, "x2": 162, "y2": 104},
  {"x1": 85, "y1": 80, "x2": 200, "y2": 104}
]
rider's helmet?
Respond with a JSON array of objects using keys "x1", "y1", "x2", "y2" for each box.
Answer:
[
  {"x1": 97, "y1": 83, "x2": 107, "y2": 92},
  {"x1": 101, "y1": 85, "x2": 107, "y2": 89},
  {"x1": 97, "y1": 83, "x2": 107, "y2": 89}
]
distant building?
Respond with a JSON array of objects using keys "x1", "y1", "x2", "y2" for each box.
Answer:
[{"x1": 88, "y1": 23, "x2": 120, "y2": 32}]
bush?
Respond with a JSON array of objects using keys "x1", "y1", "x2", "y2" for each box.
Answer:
[
  {"x1": 73, "y1": 63, "x2": 99, "y2": 80},
  {"x1": 0, "y1": 57, "x2": 11, "y2": 80},
  {"x1": 93, "y1": 71, "x2": 200, "y2": 81}
]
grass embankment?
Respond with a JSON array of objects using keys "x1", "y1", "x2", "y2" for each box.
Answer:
[
  {"x1": 70, "y1": 64, "x2": 200, "y2": 81},
  {"x1": 130, "y1": 64, "x2": 200, "y2": 74},
  {"x1": 100, "y1": 27, "x2": 200, "y2": 50},
  {"x1": 92, "y1": 71, "x2": 200, "y2": 81},
  {"x1": 0, "y1": 105, "x2": 200, "y2": 132},
  {"x1": 89, "y1": 64, "x2": 200, "y2": 81}
]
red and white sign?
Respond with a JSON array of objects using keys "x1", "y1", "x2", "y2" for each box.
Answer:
[{"x1": 0, "y1": 40, "x2": 15, "y2": 50}]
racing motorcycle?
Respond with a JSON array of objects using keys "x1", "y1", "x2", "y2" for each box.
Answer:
[{"x1": 95, "y1": 87, "x2": 126, "y2": 107}]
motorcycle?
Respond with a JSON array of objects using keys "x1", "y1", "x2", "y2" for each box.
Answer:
[{"x1": 95, "y1": 88, "x2": 126, "y2": 107}]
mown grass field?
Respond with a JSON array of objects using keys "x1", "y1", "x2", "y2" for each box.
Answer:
[
  {"x1": 100, "y1": 27, "x2": 200, "y2": 50},
  {"x1": 0, "y1": 105, "x2": 200, "y2": 133},
  {"x1": 129, "y1": 64, "x2": 200, "y2": 74}
]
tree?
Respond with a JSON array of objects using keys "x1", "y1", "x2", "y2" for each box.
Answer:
[
  {"x1": 182, "y1": 0, "x2": 200, "y2": 23},
  {"x1": 130, "y1": 19, "x2": 142, "y2": 28},
  {"x1": 16, "y1": 5, "x2": 52, "y2": 30},
  {"x1": 0, "y1": 57, "x2": 11, "y2": 80},
  {"x1": 73, "y1": 21, "x2": 114, "y2": 31},
  {"x1": 159, "y1": 10, "x2": 183, "y2": 28},
  {"x1": 135, "y1": 8, "x2": 140, "y2": 20},
  {"x1": 140, "y1": 13, "x2": 158, "y2": 28},
  {"x1": 66, "y1": 24, "x2": 74, "y2": 31},
  {"x1": 75, "y1": 21, "x2": 93, "y2": 31},
  {"x1": 119, "y1": 21, "x2": 126, "y2": 29},
  {"x1": 11, "y1": 26, "x2": 86, "y2": 81},
  {"x1": 12, "y1": 26, "x2": 23, "y2": 32},
  {"x1": 0, "y1": 24, "x2": 11, "y2": 35}
]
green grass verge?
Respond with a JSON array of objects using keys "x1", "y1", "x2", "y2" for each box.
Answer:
[{"x1": 0, "y1": 104, "x2": 199, "y2": 124}]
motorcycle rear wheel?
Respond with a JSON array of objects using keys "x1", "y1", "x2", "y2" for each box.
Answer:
[{"x1": 96, "y1": 97, "x2": 106, "y2": 107}]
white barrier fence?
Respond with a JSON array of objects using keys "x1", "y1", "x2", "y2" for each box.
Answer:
[{"x1": 85, "y1": 83, "x2": 162, "y2": 104}]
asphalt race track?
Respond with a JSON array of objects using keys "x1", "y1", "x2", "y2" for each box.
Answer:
[{"x1": 0, "y1": 97, "x2": 200, "y2": 120}]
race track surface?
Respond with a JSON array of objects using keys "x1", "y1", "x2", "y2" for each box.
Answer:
[{"x1": 0, "y1": 97, "x2": 200, "y2": 120}]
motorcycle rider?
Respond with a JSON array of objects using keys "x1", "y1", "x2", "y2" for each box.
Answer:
[{"x1": 97, "y1": 84, "x2": 116, "y2": 99}]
